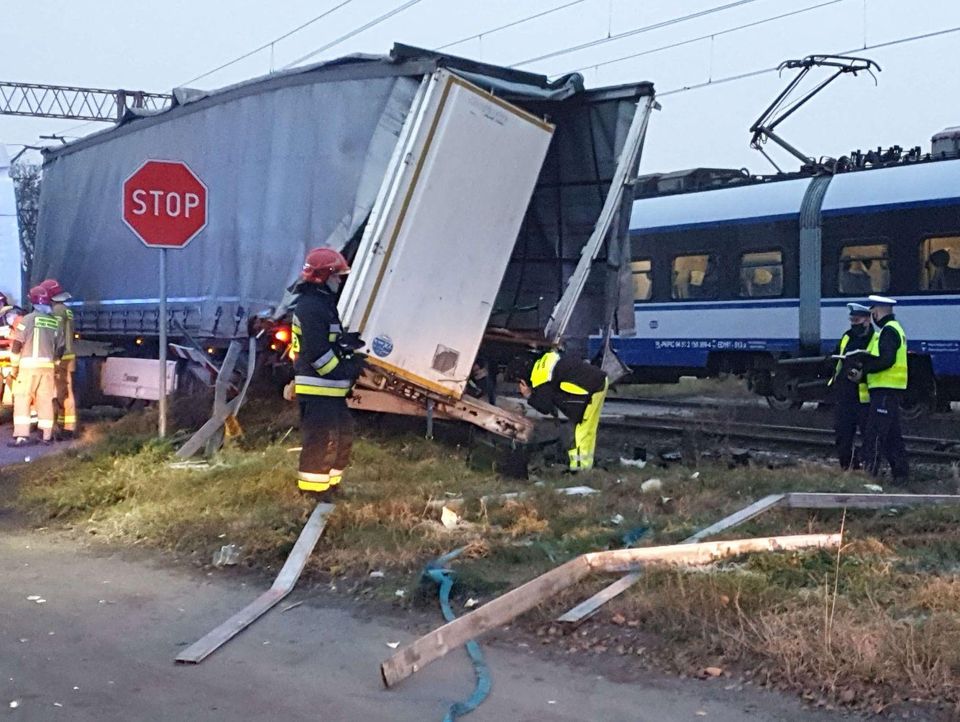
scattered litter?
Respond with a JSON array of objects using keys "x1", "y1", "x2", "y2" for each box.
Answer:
[
  {"x1": 212, "y1": 544, "x2": 241, "y2": 567},
  {"x1": 262, "y1": 641, "x2": 270, "y2": 645},
  {"x1": 690, "y1": 471, "x2": 700, "y2": 479},
  {"x1": 72, "y1": 687, "x2": 79, "y2": 691},
  {"x1": 395, "y1": 589, "x2": 406, "y2": 598},
  {"x1": 440, "y1": 506, "x2": 461, "y2": 529},
  {"x1": 280, "y1": 601, "x2": 304, "y2": 613},
  {"x1": 18, "y1": 639, "x2": 27, "y2": 643},
  {"x1": 36, "y1": 599, "x2": 46, "y2": 604},
  {"x1": 619, "y1": 457, "x2": 646, "y2": 469},
  {"x1": 464, "y1": 598, "x2": 479, "y2": 608},
  {"x1": 560, "y1": 486, "x2": 599, "y2": 496},
  {"x1": 547, "y1": 700, "x2": 556, "y2": 705},
  {"x1": 863, "y1": 484, "x2": 884, "y2": 493},
  {"x1": 167, "y1": 460, "x2": 211, "y2": 470},
  {"x1": 703, "y1": 666, "x2": 724, "y2": 677},
  {"x1": 26, "y1": 595, "x2": 40, "y2": 601},
  {"x1": 659, "y1": 449, "x2": 682, "y2": 462},
  {"x1": 217, "y1": 533, "x2": 226, "y2": 539},
  {"x1": 9, "y1": 701, "x2": 19, "y2": 709},
  {"x1": 369, "y1": 570, "x2": 385, "y2": 578},
  {"x1": 286, "y1": 447, "x2": 302, "y2": 453},
  {"x1": 386, "y1": 641, "x2": 400, "y2": 649},
  {"x1": 53, "y1": 703, "x2": 63, "y2": 708},
  {"x1": 640, "y1": 478, "x2": 662, "y2": 494},
  {"x1": 611, "y1": 613, "x2": 626, "y2": 625},
  {"x1": 23, "y1": 456, "x2": 31, "y2": 463},
  {"x1": 609, "y1": 513, "x2": 625, "y2": 526},
  {"x1": 695, "y1": 711, "x2": 707, "y2": 717}
]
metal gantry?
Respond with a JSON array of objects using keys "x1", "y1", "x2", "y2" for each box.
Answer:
[{"x1": 0, "y1": 82, "x2": 172, "y2": 122}]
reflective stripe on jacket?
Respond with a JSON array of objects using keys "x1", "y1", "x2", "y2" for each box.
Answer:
[{"x1": 11, "y1": 311, "x2": 63, "y2": 369}]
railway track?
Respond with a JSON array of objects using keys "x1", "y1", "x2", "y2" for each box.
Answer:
[{"x1": 601, "y1": 412, "x2": 960, "y2": 464}]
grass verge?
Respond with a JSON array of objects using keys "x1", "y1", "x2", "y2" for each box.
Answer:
[{"x1": 4, "y1": 391, "x2": 960, "y2": 714}]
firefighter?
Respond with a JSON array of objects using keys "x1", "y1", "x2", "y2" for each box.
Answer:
[
  {"x1": 855, "y1": 295, "x2": 910, "y2": 483},
  {"x1": 0, "y1": 292, "x2": 21, "y2": 409},
  {"x1": 829, "y1": 302, "x2": 873, "y2": 470},
  {"x1": 41, "y1": 279, "x2": 78, "y2": 438},
  {"x1": 9, "y1": 285, "x2": 64, "y2": 447},
  {"x1": 291, "y1": 247, "x2": 365, "y2": 497},
  {"x1": 519, "y1": 349, "x2": 608, "y2": 471}
]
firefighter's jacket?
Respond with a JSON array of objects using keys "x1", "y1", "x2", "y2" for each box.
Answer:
[
  {"x1": 528, "y1": 353, "x2": 607, "y2": 425},
  {"x1": 51, "y1": 301, "x2": 75, "y2": 361},
  {"x1": 11, "y1": 310, "x2": 64, "y2": 370},
  {"x1": 292, "y1": 283, "x2": 361, "y2": 398}
]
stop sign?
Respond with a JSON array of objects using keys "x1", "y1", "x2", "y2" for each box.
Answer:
[{"x1": 122, "y1": 160, "x2": 207, "y2": 248}]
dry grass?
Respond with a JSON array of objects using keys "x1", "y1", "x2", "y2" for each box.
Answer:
[{"x1": 6, "y1": 390, "x2": 960, "y2": 711}]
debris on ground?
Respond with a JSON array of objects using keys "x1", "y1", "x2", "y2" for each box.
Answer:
[
  {"x1": 640, "y1": 478, "x2": 662, "y2": 494},
  {"x1": 441, "y1": 506, "x2": 461, "y2": 529},
  {"x1": 619, "y1": 457, "x2": 647, "y2": 469},
  {"x1": 212, "y1": 544, "x2": 241, "y2": 566}
]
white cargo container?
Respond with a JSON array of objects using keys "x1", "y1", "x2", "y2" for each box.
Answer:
[{"x1": 340, "y1": 70, "x2": 554, "y2": 398}]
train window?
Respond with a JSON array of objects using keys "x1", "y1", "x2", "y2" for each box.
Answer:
[
  {"x1": 630, "y1": 259, "x2": 653, "y2": 301},
  {"x1": 739, "y1": 251, "x2": 783, "y2": 297},
  {"x1": 920, "y1": 236, "x2": 960, "y2": 291},
  {"x1": 838, "y1": 244, "x2": 889, "y2": 295},
  {"x1": 672, "y1": 254, "x2": 718, "y2": 300}
]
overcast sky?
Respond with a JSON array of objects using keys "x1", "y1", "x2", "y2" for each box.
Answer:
[{"x1": 2, "y1": 0, "x2": 959, "y2": 173}]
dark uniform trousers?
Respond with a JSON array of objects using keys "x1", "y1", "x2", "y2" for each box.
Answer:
[
  {"x1": 834, "y1": 396, "x2": 869, "y2": 470},
  {"x1": 860, "y1": 389, "x2": 909, "y2": 480},
  {"x1": 299, "y1": 396, "x2": 355, "y2": 485}
]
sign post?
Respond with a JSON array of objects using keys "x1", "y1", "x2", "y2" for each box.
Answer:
[{"x1": 122, "y1": 160, "x2": 208, "y2": 438}]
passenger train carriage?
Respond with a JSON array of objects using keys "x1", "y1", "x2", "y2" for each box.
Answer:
[{"x1": 597, "y1": 146, "x2": 960, "y2": 416}]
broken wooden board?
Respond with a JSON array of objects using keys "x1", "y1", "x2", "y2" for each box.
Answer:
[
  {"x1": 555, "y1": 493, "x2": 787, "y2": 626},
  {"x1": 175, "y1": 502, "x2": 334, "y2": 664},
  {"x1": 176, "y1": 337, "x2": 256, "y2": 459},
  {"x1": 380, "y1": 532, "x2": 839, "y2": 688},
  {"x1": 783, "y1": 492, "x2": 960, "y2": 510},
  {"x1": 556, "y1": 491, "x2": 960, "y2": 626}
]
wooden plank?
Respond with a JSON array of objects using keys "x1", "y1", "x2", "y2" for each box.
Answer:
[
  {"x1": 177, "y1": 338, "x2": 257, "y2": 459},
  {"x1": 556, "y1": 494, "x2": 787, "y2": 625},
  {"x1": 380, "y1": 532, "x2": 838, "y2": 688},
  {"x1": 176, "y1": 502, "x2": 334, "y2": 664},
  {"x1": 586, "y1": 533, "x2": 839, "y2": 573},
  {"x1": 784, "y1": 492, "x2": 960, "y2": 510}
]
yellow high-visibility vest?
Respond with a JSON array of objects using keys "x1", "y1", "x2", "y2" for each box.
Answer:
[
  {"x1": 866, "y1": 320, "x2": 908, "y2": 390},
  {"x1": 829, "y1": 333, "x2": 870, "y2": 403}
]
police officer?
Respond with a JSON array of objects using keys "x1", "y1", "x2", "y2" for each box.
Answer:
[
  {"x1": 519, "y1": 349, "x2": 608, "y2": 472},
  {"x1": 856, "y1": 294, "x2": 909, "y2": 483},
  {"x1": 829, "y1": 302, "x2": 873, "y2": 470},
  {"x1": 291, "y1": 247, "x2": 365, "y2": 497},
  {"x1": 9, "y1": 285, "x2": 64, "y2": 446},
  {"x1": 42, "y1": 279, "x2": 78, "y2": 438}
]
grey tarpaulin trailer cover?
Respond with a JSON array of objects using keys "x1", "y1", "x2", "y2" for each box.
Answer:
[{"x1": 34, "y1": 44, "x2": 654, "y2": 348}]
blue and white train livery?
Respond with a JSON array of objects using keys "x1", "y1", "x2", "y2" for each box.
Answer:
[{"x1": 597, "y1": 152, "x2": 960, "y2": 413}]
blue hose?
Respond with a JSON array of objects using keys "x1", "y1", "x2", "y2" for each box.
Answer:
[{"x1": 423, "y1": 548, "x2": 492, "y2": 722}]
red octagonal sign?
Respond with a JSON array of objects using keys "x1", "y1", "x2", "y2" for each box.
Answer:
[{"x1": 122, "y1": 160, "x2": 208, "y2": 249}]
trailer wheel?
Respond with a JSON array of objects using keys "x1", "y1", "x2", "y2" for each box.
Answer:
[{"x1": 765, "y1": 395, "x2": 803, "y2": 411}]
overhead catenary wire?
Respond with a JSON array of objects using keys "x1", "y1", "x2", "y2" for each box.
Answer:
[
  {"x1": 183, "y1": 0, "x2": 356, "y2": 85},
  {"x1": 657, "y1": 22, "x2": 960, "y2": 97},
  {"x1": 434, "y1": 0, "x2": 587, "y2": 51},
  {"x1": 282, "y1": 0, "x2": 426, "y2": 69},
  {"x1": 566, "y1": 0, "x2": 846, "y2": 75},
  {"x1": 510, "y1": 0, "x2": 766, "y2": 68}
]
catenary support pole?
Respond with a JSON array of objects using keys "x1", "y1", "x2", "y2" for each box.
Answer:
[{"x1": 158, "y1": 248, "x2": 168, "y2": 438}]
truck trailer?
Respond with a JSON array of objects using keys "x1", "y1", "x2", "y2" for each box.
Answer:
[{"x1": 32, "y1": 44, "x2": 656, "y2": 439}]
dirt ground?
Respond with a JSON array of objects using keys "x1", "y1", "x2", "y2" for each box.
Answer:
[{"x1": 0, "y1": 487, "x2": 859, "y2": 722}]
